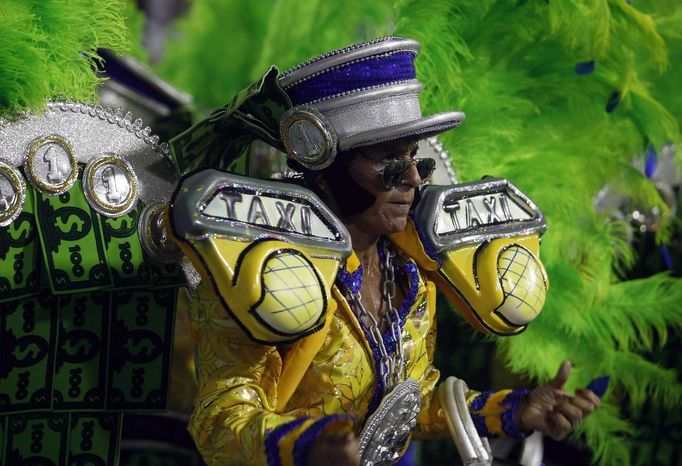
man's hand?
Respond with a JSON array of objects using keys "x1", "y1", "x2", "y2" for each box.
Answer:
[
  {"x1": 517, "y1": 360, "x2": 601, "y2": 441},
  {"x1": 307, "y1": 431, "x2": 360, "y2": 466}
]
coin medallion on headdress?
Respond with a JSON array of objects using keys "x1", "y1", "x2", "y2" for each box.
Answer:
[
  {"x1": 139, "y1": 202, "x2": 183, "y2": 263},
  {"x1": 280, "y1": 107, "x2": 337, "y2": 170},
  {"x1": 24, "y1": 135, "x2": 79, "y2": 195},
  {"x1": 0, "y1": 161, "x2": 26, "y2": 227},
  {"x1": 83, "y1": 154, "x2": 138, "y2": 217}
]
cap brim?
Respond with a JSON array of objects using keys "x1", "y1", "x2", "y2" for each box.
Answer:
[{"x1": 338, "y1": 111, "x2": 465, "y2": 151}]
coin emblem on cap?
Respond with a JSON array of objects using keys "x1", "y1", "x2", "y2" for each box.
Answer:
[
  {"x1": 24, "y1": 135, "x2": 78, "y2": 195},
  {"x1": 280, "y1": 108, "x2": 337, "y2": 170},
  {"x1": 83, "y1": 154, "x2": 138, "y2": 217},
  {"x1": 0, "y1": 161, "x2": 26, "y2": 227}
]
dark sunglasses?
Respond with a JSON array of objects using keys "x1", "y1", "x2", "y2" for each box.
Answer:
[{"x1": 380, "y1": 158, "x2": 436, "y2": 189}]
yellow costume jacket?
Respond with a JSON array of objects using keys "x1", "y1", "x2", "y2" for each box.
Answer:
[{"x1": 187, "y1": 221, "x2": 532, "y2": 466}]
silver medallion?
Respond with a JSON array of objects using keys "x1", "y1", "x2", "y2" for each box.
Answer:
[
  {"x1": 24, "y1": 135, "x2": 78, "y2": 195},
  {"x1": 0, "y1": 161, "x2": 26, "y2": 227},
  {"x1": 139, "y1": 202, "x2": 183, "y2": 263},
  {"x1": 358, "y1": 378, "x2": 422, "y2": 466},
  {"x1": 280, "y1": 107, "x2": 337, "y2": 170},
  {"x1": 83, "y1": 154, "x2": 138, "y2": 217}
]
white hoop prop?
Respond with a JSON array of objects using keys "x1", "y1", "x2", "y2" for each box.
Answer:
[{"x1": 438, "y1": 376, "x2": 493, "y2": 466}]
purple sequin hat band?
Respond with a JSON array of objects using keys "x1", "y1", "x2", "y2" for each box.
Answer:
[
  {"x1": 285, "y1": 52, "x2": 418, "y2": 106},
  {"x1": 279, "y1": 36, "x2": 420, "y2": 89}
]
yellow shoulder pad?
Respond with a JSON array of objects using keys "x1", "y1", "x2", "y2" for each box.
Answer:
[
  {"x1": 411, "y1": 178, "x2": 549, "y2": 336},
  {"x1": 169, "y1": 169, "x2": 351, "y2": 344}
]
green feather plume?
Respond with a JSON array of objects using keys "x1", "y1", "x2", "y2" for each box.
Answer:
[
  {"x1": 123, "y1": 0, "x2": 148, "y2": 62},
  {"x1": 632, "y1": 0, "x2": 682, "y2": 132},
  {"x1": 156, "y1": 0, "x2": 273, "y2": 111},
  {"x1": 0, "y1": 0, "x2": 129, "y2": 117},
  {"x1": 395, "y1": 1, "x2": 682, "y2": 464},
  {"x1": 156, "y1": 0, "x2": 394, "y2": 112}
]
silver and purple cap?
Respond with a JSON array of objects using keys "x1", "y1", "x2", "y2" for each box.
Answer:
[{"x1": 278, "y1": 36, "x2": 465, "y2": 170}]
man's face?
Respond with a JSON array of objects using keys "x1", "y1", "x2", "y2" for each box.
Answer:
[{"x1": 341, "y1": 139, "x2": 422, "y2": 235}]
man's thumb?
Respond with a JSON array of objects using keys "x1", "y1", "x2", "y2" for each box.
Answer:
[{"x1": 548, "y1": 360, "x2": 571, "y2": 390}]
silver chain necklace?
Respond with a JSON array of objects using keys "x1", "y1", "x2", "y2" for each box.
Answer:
[
  {"x1": 344, "y1": 240, "x2": 422, "y2": 465},
  {"x1": 344, "y1": 242, "x2": 406, "y2": 392}
]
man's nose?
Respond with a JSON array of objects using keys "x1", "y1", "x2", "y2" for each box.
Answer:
[{"x1": 404, "y1": 162, "x2": 422, "y2": 188}]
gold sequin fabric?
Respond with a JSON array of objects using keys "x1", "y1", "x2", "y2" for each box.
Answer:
[{"x1": 187, "y1": 248, "x2": 517, "y2": 466}]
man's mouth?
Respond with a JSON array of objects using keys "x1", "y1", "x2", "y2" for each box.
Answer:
[{"x1": 388, "y1": 199, "x2": 413, "y2": 211}]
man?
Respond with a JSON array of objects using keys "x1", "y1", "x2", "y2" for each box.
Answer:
[
  {"x1": 175, "y1": 36, "x2": 600, "y2": 466},
  {"x1": 301, "y1": 136, "x2": 599, "y2": 465}
]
